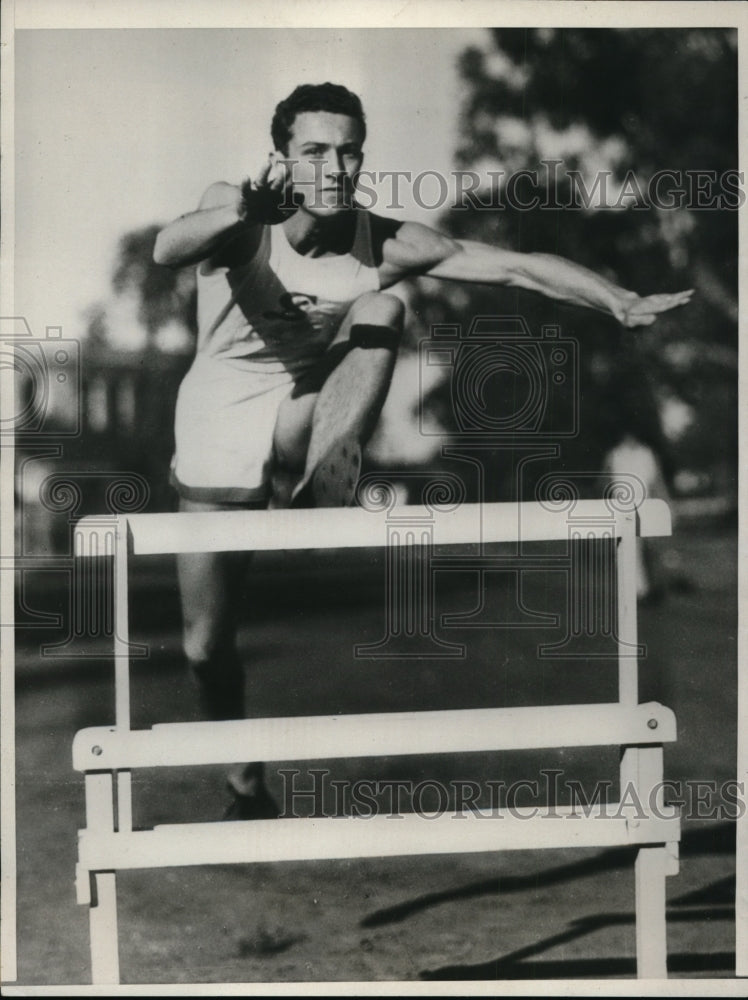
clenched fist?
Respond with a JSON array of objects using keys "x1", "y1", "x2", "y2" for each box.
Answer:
[{"x1": 240, "y1": 157, "x2": 302, "y2": 225}]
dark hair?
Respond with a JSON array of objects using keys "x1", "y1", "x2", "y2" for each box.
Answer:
[{"x1": 271, "y1": 83, "x2": 366, "y2": 153}]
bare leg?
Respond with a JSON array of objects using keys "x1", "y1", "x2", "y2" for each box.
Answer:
[
  {"x1": 176, "y1": 496, "x2": 277, "y2": 814},
  {"x1": 177, "y1": 547, "x2": 250, "y2": 720},
  {"x1": 272, "y1": 291, "x2": 405, "y2": 506},
  {"x1": 177, "y1": 497, "x2": 257, "y2": 718}
]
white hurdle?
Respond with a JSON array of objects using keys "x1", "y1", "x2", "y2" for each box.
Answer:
[{"x1": 71, "y1": 499, "x2": 680, "y2": 983}]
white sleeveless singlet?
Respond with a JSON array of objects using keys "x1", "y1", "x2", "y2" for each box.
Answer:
[{"x1": 172, "y1": 210, "x2": 380, "y2": 501}]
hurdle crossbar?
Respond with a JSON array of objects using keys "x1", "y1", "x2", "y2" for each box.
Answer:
[
  {"x1": 73, "y1": 701, "x2": 676, "y2": 771},
  {"x1": 74, "y1": 499, "x2": 671, "y2": 557},
  {"x1": 77, "y1": 807, "x2": 681, "y2": 873}
]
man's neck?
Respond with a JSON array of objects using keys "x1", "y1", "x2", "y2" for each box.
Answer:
[{"x1": 282, "y1": 207, "x2": 356, "y2": 257}]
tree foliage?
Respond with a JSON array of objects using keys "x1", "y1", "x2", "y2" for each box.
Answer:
[
  {"x1": 411, "y1": 27, "x2": 738, "y2": 499},
  {"x1": 86, "y1": 224, "x2": 197, "y2": 349}
]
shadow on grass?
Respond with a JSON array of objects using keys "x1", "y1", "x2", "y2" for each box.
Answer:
[
  {"x1": 361, "y1": 820, "x2": 735, "y2": 929},
  {"x1": 420, "y1": 909, "x2": 735, "y2": 979},
  {"x1": 357, "y1": 820, "x2": 736, "y2": 980},
  {"x1": 421, "y1": 896, "x2": 736, "y2": 979},
  {"x1": 421, "y1": 948, "x2": 735, "y2": 980}
]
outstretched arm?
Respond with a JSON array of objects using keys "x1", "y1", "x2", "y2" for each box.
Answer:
[
  {"x1": 382, "y1": 225, "x2": 693, "y2": 328},
  {"x1": 429, "y1": 239, "x2": 693, "y2": 327}
]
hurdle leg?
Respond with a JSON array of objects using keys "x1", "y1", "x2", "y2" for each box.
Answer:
[
  {"x1": 634, "y1": 846, "x2": 671, "y2": 979},
  {"x1": 113, "y1": 520, "x2": 131, "y2": 730},
  {"x1": 620, "y1": 745, "x2": 677, "y2": 978},
  {"x1": 640, "y1": 837, "x2": 679, "y2": 979},
  {"x1": 616, "y1": 520, "x2": 639, "y2": 706},
  {"x1": 90, "y1": 872, "x2": 120, "y2": 985},
  {"x1": 84, "y1": 772, "x2": 120, "y2": 984}
]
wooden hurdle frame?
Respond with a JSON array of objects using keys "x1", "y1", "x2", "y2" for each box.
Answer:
[{"x1": 71, "y1": 499, "x2": 680, "y2": 983}]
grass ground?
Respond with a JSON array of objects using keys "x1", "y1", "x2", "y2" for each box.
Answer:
[{"x1": 10, "y1": 519, "x2": 739, "y2": 987}]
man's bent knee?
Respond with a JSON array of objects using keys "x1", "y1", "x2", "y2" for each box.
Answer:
[
  {"x1": 347, "y1": 293, "x2": 404, "y2": 353},
  {"x1": 349, "y1": 291, "x2": 405, "y2": 330}
]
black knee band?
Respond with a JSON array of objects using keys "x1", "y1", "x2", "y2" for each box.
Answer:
[{"x1": 349, "y1": 324, "x2": 401, "y2": 350}]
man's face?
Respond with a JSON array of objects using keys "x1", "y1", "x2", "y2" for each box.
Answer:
[{"x1": 280, "y1": 111, "x2": 364, "y2": 217}]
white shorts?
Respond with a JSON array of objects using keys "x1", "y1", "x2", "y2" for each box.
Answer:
[{"x1": 172, "y1": 355, "x2": 295, "y2": 502}]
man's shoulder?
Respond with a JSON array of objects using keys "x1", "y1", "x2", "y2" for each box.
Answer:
[
  {"x1": 352, "y1": 208, "x2": 402, "y2": 267},
  {"x1": 365, "y1": 209, "x2": 403, "y2": 241},
  {"x1": 356, "y1": 209, "x2": 457, "y2": 271}
]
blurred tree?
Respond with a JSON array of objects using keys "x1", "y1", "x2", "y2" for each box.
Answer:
[
  {"x1": 411, "y1": 28, "x2": 738, "y2": 503},
  {"x1": 79, "y1": 225, "x2": 196, "y2": 512},
  {"x1": 85, "y1": 224, "x2": 197, "y2": 351},
  {"x1": 111, "y1": 225, "x2": 197, "y2": 342}
]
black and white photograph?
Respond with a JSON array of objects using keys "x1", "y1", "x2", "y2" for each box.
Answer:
[{"x1": 2, "y1": 0, "x2": 746, "y2": 992}]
